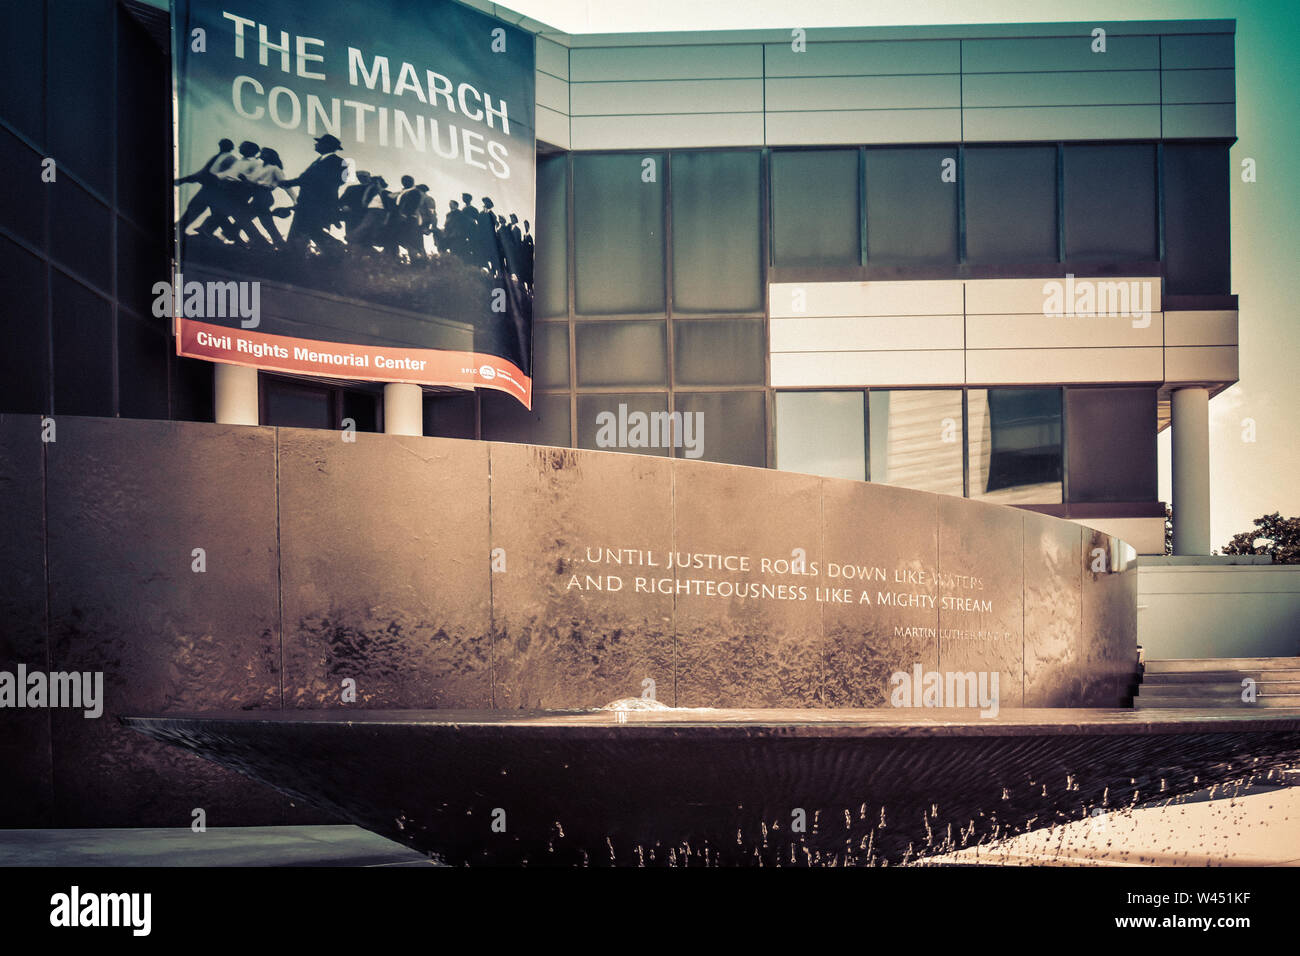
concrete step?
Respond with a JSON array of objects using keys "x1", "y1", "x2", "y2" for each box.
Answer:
[
  {"x1": 1144, "y1": 657, "x2": 1300, "y2": 673},
  {"x1": 1134, "y1": 696, "x2": 1300, "y2": 709},
  {"x1": 1139, "y1": 681, "x2": 1300, "y2": 696},
  {"x1": 1144, "y1": 671, "x2": 1300, "y2": 684}
]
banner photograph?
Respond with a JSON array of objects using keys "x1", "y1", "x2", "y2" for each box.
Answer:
[{"x1": 169, "y1": 0, "x2": 537, "y2": 405}]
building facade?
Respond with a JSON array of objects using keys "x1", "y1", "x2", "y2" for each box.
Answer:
[{"x1": 0, "y1": 3, "x2": 1237, "y2": 554}]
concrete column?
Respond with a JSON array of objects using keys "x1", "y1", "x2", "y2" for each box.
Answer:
[
  {"x1": 384, "y1": 383, "x2": 423, "y2": 436},
  {"x1": 213, "y1": 363, "x2": 259, "y2": 426},
  {"x1": 1171, "y1": 387, "x2": 1211, "y2": 555}
]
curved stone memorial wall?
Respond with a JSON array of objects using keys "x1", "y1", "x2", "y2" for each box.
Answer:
[{"x1": 0, "y1": 415, "x2": 1137, "y2": 826}]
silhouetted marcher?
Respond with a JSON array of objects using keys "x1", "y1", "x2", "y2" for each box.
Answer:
[
  {"x1": 175, "y1": 138, "x2": 236, "y2": 236},
  {"x1": 476, "y1": 197, "x2": 501, "y2": 275},
  {"x1": 284, "y1": 134, "x2": 346, "y2": 252},
  {"x1": 521, "y1": 220, "x2": 534, "y2": 290},
  {"x1": 214, "y1": 141, "x2": 265, "y2": 245},
  {"x1": 416, "y1": 185, "x2": 438, "y2": 253},
  {"x1": 503, "y1": 213, "x2": 523, "y2": 280},
  {"x1": 338, "y1": 170, "x2": 373, "y2": 240},
  {"x1": 377, "y1": 179, "x2": 401, "y2": 256},
  {"x1": 437, "y1": 199, "x2": 463, "y2": 259},
  {"x1": 348, "y1": 174, "x2": 391, "y2": 252},
  {"x1": 393, "y1": 175, "x2": 426, "y2": 261},
  {"x1": 176, "y1": 138, "x2": 234, "y2": 188},
  {"x1": 459, "y1": 193, "x2": 481, "y2": 265},
  {"x1": 243, "y1": 147, "x2": 295, "y2": 249},
  {"x1": 496, "y1": 213, "x2": 512, "y2": 276}
]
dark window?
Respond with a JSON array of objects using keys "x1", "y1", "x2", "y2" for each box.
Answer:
[
  {"x1": 0, "y1": 129, "x2": 47, "y2": 250},
  {"x1": 575, "y1": 321, "x2": 667, "y2": 388},
  {"x1": 262, "y1": 378, "x2": 334, "y2": 430},
  {"x1": 0, "y1": 237, "x2": 50, "y2": 414},
  {"x1": 341, "y1": 390, "x2": 379, "y2": 433},
  {"x1": 1066, "y1": 387, "x2": 1157, "y2": 502},
  {"x1": 117, "y1": 218, "x2": 168, "y2": 326},
  {"x1": 483, "y1": 390, "x2": 570, "y2": 447},
  {"x1": 573, "y1": 153, "x2": 665, "y2": 314},
  {"x1": 576, "y1": 392, "x2": 670, "y2": 456},
  {"x1": 1063, "y1": 145, "x2": 1157, "y2": 261},
  {"x1": 117, "y1": 313, "x2": 169, "y2": 420},
  {"x1": 671, "y1": 150, "x2": 762, "y2": 313},
  {"x1": 968, "y1": 387, "x2": 1063, "y2": 503},
  {"x1": 673, "y1": 319, "x2": 765, "y2": 387},
  {"x1": 47, "y1": 0, "x2": 115, "y2": 197},
  {"x1": 535, "y1": 153, "x2": 568, "y2": 318},
  {"x1": 50, "y1": 178, "x2": 112, "y2": 293},
  {"x1": 1163, "y1": 144, "x2": 1230, "y2": 295},
  {"x1": 674, "y1": 391, "x2": 766, "y2": 467},
  {"x1": 864, "y1": 147, "x2": 958, "y2": 265},
  {"x1": 423, "y1": 392, "x2": 477, "y2": 439},
  {"x1": 0, "y1": 0, "x2": 45, "y2": 143},
  {"x1": 257, "y1": 376, "x2": 378, "y2": 432},
  {"x1": 771, "y1": 149, "x2": 859, "y2": 267},
  {"x1": 51, "y1": 273, "x2": 113, "y2": 417},
  {"x1": 117, "y1": 5, "x2": 169, "y2": 233},
  {"x1": 170, "y1": 355, "x2": 214, "y2": 423},
  {"x1": 534, "y1": 321, "x2": 570, "y2": 389},
  {"x1": 964, "y1": 146, "x2": 1058, "y2": 264}
]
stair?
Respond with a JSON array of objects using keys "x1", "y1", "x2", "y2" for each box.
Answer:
[{"x1": 1134, "y1": 657, "x2": 1300, "y2": 709}]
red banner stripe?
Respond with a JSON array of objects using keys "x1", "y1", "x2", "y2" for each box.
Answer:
[{"x1": 176, "y1": 318, "x2": 532, "y2": 408}]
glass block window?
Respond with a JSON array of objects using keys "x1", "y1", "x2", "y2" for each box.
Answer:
[{"x1": 671, "y1": 150, "x2": 762, "y2": 313}]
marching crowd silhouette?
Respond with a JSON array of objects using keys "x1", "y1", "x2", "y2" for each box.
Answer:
[{"x1": 176, "y1": 133, "x2": 534, "y2": 289}]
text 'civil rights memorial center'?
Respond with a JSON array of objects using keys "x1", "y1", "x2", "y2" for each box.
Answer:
[{"x1": 0, "y1": 0, "x2": 1267, "y2": 843}]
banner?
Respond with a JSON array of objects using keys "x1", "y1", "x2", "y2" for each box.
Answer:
[{"x1": 169, "y1": 0, "x2": 536, "y2": 405}]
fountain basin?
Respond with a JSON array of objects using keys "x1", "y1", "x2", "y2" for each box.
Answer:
[{"x1": 123, "y1": 708, "x2": 1300, "y2": 866}]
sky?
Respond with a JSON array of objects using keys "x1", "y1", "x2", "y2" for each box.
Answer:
[{"x1": 503, "y1": 0, "x2": 1299, "y2": 549}]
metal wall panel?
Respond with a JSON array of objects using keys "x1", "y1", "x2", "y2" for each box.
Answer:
[
  {"x1": 571, "y1": 78, "x2": 763, "y2": 116},
  {"x1": 961, "y1": 36, "x2": 1160, "y2": 73},
  {"x1": 536, "y1": 70, "x2": 569, "y2": 113},
  {"x1": 766, "y1": 108, "x2": 960, "y2": 145},
  {"x1": 1165, "y1": 346, "x2": 1238, "y2": 383},
  {"x1": 1161, "y1": 68, "x2": 1235, "y2": 104},
  {"x1": 963, "y1": 105, "x2": 1161, "y2": 141},
  {"x1": 537, "y1": 36, "x2": 570, "y2": 80},
  {"x1": 765, "y1": 74, "x2": 959, "y2": 111},
  {"x1": 537, "y1": 104, "x2": 571, "y2": 148},
  {"x1": 1162, "y1": 103, "x2": 1236, "y2": 138},
  {"x1": 962, "y1": 71, "x2": 1160, "y2": 107},
  {"x1": 966, "y1": 313, "x2": 1164, "y2": 349},
  {"x1": 771, "y1": 315, "x2": 964, "y2": 352},
  {"x1": 770, "y1": 280, "x2": 965, "y2": 317},
  {"x1": 534, "y1": 26, "x2": 1232, "y2": 148},
  {"x1": 1161, "y1": 34, "x2": 1235, "y2": 69},
  {"x1": 769, "y1": 279, "x2": 1235, "y2": 390},
  {"x1": 965, "y1": 277, "x2": 1164, "y2": 314},
  {"x1": 764, "y1": 39, "x2": 960, "y2": 77},
  {"x1": 965, "y1": 347, "x2": 1164, "y2": 384},
  {"x1": 771, "y1": 350, "x2": 966, "y2": 387},
  {"x1": 569, "y1": 112, "x2": 765, "y2": 149},
  {"x1": 570, "y1": 44, "x2": 762, "y2": 81},
  {"x1": 1164, "y1": 311, "x2": 1238, "y2": 347}
]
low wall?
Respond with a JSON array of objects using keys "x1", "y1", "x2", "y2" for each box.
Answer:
[
  {"x1": 0, "y1": 414, "x2": 1137, "y2": 826},
  {"x1": 1138, "y1": 561, "x2": 1300, "y2": 659}
]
